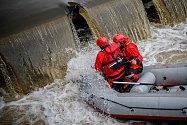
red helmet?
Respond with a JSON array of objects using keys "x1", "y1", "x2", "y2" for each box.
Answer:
[
  {"x1": 113, "y1": 34, "x2": 130, "y2": 45},
  {"x1": 96, "y1": 36, "x2": 109, "y2": 47}
]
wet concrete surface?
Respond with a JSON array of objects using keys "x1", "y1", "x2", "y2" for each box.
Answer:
[
  {"x1": 0, "y1": 0, "x2": 67, "y2": 38},
  {"x1": 0, "y1": 0, "x2": 112, "y2": 38}
]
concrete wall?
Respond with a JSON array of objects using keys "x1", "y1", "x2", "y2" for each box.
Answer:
[{"x1": 0, "y1": 17, "x2": 76, "y2": 99}]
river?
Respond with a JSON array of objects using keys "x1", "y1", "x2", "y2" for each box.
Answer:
[{"x1": 0, "y1": 20, "x2": 187, "y2": 125}]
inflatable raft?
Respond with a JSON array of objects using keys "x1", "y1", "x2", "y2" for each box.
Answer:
[{"x1": 81, "y1": 63, "x2": 187, "y2": 121}]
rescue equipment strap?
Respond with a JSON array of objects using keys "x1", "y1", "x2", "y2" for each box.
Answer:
[
  {"x1": 110, "y1": 59, "x2": 130, "y2": 70},
  {"x1": 102, "y1": 59, "x2": 116, "y2": 67},
  {"x1": 107, "y1": 69, "x2": 125, "y2": 79},
  {"x1": 113, "y1": 81, "x2": 187, "y2": 87}
]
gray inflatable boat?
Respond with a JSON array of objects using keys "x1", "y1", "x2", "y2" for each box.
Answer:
[{"x1": 81, "y1": 63, "x2": 187, "y2": 121}]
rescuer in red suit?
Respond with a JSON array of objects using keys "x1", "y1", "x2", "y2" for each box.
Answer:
[
  {"x1": 94, "y1": 36, "x2": 128, "y2": 92},
  {"x1": 113, "y1": 34, "x2": 143, "y2": 82}
]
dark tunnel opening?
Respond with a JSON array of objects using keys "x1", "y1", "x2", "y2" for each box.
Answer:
[
  {"x1": 0, "y1": 70, "x2": 6, "y2": 88},
  {"x1": 142, "y1": 0, "x2": 161, "y2": 23},
  {"x1": 0, "y1": 55, "x2": 6, "y2": 95},
  {"x1": 0, "y1": 55, "x2": 9, "y2": 96},
  {"x1": 67, "y1": 4, "x2": 93, "y2": 47}
]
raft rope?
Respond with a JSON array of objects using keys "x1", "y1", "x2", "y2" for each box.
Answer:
[
  {"x1": 85, "y1": 90, "x2": 187, "y2": 113},
  {"x1": 99, "y1": 97, "x2": 187, "y2": 113}
]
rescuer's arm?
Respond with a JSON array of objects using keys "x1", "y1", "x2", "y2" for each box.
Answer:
[
  {"x1": 95, "y1": 52, "x2": 104, "y2": 72},
  {"x1": 126, "y1": 44, "x2": 143, "y2": 65}
]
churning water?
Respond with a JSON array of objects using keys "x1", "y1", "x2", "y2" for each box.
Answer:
[{"x1": 0, "y1": 20, "x2": 187, "y2": 125}]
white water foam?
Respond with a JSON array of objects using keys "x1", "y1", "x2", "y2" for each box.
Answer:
[
  {"x1": 139, "y1": 21, "x2": 187, "y2": 66},
  {"x1": 1, "y1": 20, "x2": 187, "y2": 125}
]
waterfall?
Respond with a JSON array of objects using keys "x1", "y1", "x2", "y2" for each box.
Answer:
[
  {"x1": 85, "y1": 0, "x2": 151, "y2": 42},
  {"x1": 153, "y1": 0, "x2": 187, "y2": 25},
  {"x1": 0, "y1": 17, "x2": 76, "y2": 100}
]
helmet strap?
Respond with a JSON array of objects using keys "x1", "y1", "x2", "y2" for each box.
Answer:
[
  {"x1": 100, "y1": 46, "x2": 105, "y2": 50},
  {"x1": 100, "y1": 44, "x2": 109, "y2": 50}
]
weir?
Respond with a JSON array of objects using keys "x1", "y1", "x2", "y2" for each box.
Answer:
[
  {"x1": 0, "y1": 17, "x2": 76, "y2": 101},
  {"x1": 0, "y1": 0, "x2": 187, "y2": 101},
  {"x1": 142, "y1": 0, "x2": 187, "y2": 25}
]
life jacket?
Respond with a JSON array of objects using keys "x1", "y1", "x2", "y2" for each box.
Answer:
[
  {"x1": 100, "y1": 43, "x2": 125, "y2": 79},
  {"x1": 122, "y1": 42, "x2": 143, "y2": 69}
]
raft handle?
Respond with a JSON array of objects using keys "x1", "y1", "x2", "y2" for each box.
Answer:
[{"x1": 182, "y1": 109, "x2": 187, "y2": 114}]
